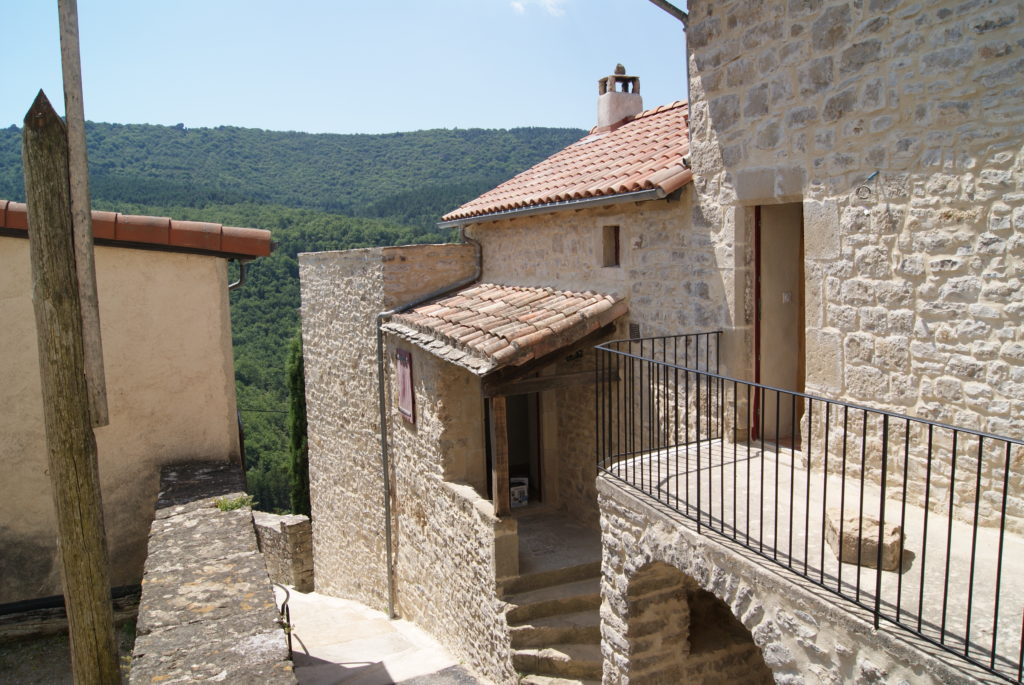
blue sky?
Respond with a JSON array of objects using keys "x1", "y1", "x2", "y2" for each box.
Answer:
[{"x1": 2, "y1": 1, "x2": 687, "y2": 134}]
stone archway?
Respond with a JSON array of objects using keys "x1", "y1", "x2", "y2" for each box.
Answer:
[{"x1": 619, "y1": 561, "x2": 773, "y2": 684}]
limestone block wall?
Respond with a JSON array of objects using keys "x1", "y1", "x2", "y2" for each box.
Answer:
[
  {"x1": 599, "y1": 476, "x2": 985, "y2": 685},
  {"x1": 253, "y1": 512, "x2": 314, "y2": 592},
  {"x1": 685, "y1": 0, "x2": 1023, "y2": 435},
  {"x1": 300, "y1": 244, "x2": 516, "y2": 683},
  {"x1": 466, "y1": 199, "x2": 743, "y2": 525},
  {"x1": 683, "y1": 0, "x2": 1024, "y2": 528},
  {"x1": 298, "y1": 244, "x2": 476, "y2": 609},
  {"x1": 386, "y1": 343, "x2": 514, "y2": 682},
  {"x1": 0, "y1": 239, "x2": 240, "y2": 604}
]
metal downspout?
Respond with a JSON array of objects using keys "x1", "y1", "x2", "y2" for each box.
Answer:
[
  {"x1": 228, "y1": 259, "x2": 248, "y2": 291},
  {"x1": 375, "y1": 230, "x2": 482, "y2": 619},
  {"x1": 648, "y1": 1, "x2": 691, "y2": 134}
]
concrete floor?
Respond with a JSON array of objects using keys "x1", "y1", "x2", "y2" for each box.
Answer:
[
  {"x1": 606, "y1": 439, "x2": 1024, "y2": 681},
  {"x1": 275, "y1": 588, "x2": 486, "y2": 685},
  {"x1": 512, "y1": 506, "x2": 602, "y2": 577}
]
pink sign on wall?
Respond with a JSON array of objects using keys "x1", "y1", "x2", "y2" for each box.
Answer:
[{"x1": 396, "y1": 349, "x2": 415, "y2": 424}]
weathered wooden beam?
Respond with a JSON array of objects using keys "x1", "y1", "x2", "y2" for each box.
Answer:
[
  {"x1": 483, "y1": 368, "x2": 621, "y2": 398},
  {"x1": 59, "y1": 0, "x2": 108, "y2": 427},
  {"x1": 479, "y1": 322, "x2": 618, "y2": 395},
  {"x1": 489, "y1": 395, "x2": 511, "y2": 517},
  {"x1": 22, "y1": 89, "x2": 120, "y2": 685}
]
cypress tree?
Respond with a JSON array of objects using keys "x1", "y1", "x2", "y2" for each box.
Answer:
[{"x1": 287, "y1": 329, "x2": 310, "y2": 517}]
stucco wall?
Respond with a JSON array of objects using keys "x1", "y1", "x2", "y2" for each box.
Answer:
[{"x1": 0, "y1": 238, "x2": 240, "y2": 604}]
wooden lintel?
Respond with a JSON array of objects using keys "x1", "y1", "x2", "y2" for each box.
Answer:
[
  {"x1": 483, "y1": 367, "x2": 621, "y2": 398},
  {"x1": 489, "y1": 396, "x2": 510, "y2": 517}
]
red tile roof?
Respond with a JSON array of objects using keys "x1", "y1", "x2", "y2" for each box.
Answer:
[
  {"x1": 0, "y1": 200, "x2": 272, "y2": 259},
  {"x1": 383, "y1": 283, "x2": 627, "y2": 375},
  {"x1": 442, "y1": 101, "x2": 691, "y2": 223}
]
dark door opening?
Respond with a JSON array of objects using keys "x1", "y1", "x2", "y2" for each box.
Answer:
[{"x1": 485, "y1": 393, "x2": 542, "y2": 506}]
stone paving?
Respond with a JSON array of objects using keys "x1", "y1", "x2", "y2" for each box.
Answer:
[
  {"x1": 605, "y1": 439, "x2": 1024, "y2": 681},
  {"x1": 276, "y1": 587, "x2": 486, "y2": 685}
]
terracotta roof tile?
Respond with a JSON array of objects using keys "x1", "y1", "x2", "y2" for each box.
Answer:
[
  {"x1": 382, "y1": 283, "x2": 627, "y2": 376},
  {"x1": 0, "y1": 200, "x2": 272, "y2": 259},
  {"x1": 441, "y1": 101, "x2": 691, "y2": 222}
]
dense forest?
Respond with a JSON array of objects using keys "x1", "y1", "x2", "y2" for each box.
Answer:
[{"x1": 0, "y1": 121, "x2": 585, "y2": 511}]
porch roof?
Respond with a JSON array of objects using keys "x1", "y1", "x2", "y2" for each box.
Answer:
[{"x1": 382, "y1": 283, "x2": 627, "y2": 376}]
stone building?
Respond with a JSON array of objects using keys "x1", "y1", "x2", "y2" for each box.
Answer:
[
  {"x1": 0, "y1": 201, "x2": 271, "y2": 605},
  {"x1": 300, "y1": 1, "x2": 1022, "y2": 682}
]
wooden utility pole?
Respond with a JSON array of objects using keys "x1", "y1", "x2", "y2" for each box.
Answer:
[
  {"x1": 23, "y1": 90, "x2": 120, "y2": 685},
  {"x1": 59, "y1": 0, "x2": 109, "y2": 428}
]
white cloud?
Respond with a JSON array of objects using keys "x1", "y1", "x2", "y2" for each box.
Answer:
[{"x1": 510, "y1": 0, "x2": 566, "y2": 16}]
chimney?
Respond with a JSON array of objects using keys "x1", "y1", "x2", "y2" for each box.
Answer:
[{"x1": 597, "y1": 64, "x2": 642, "y2": 130}]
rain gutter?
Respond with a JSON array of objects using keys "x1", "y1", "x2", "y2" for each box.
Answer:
[
  {"x1": 437, "y1": 187, "x2": 666, "y2": 230},
  {"x1": 375, "y1": 229, "x2": 482, "y2": 619}
]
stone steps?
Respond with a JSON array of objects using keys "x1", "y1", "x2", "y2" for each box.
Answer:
[
  {"x1": 512, "y1": 643, "x2": 603, "y2": 680},
  {"x1": 499, "y1": 560, "x2": 602, "y2": 596},
  {"x1": 520, "y1": 676, "x2": 600, "y2": 685},
  {"x1": 505, "y1": 577, "x2": 601, "y2": 624},
  {"x1": 509, "y1": 608, "x2": 601, "y2": 648},
  {"x1": 504, "y1": 563, "x2": 603, "y2": 682}
]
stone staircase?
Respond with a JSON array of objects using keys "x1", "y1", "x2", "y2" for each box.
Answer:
[{"x1": 501, "y1": 560, "x2": 603, "y2": 684}]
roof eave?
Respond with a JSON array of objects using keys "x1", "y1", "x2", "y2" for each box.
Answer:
[{"x1": 437, "y1": 187, "x2": 667, "y2": 230}]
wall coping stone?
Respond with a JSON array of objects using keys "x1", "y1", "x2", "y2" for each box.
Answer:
[{"x1": 129, "y1": 462, "x2": 296, "y2": 683}]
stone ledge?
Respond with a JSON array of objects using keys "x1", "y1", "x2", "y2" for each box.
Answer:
[{"x1": 129, "y1": 462, "x2": 296, "y2": 684}]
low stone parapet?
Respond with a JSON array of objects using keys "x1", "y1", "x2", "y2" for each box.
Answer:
[
  {"x1": 128, "y1": 462, "x2": 296, "y2": 683},
  {"x1": 253, "y1": 512, "x2": 314, "y2": 592}
]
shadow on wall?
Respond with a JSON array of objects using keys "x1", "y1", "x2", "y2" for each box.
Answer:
[{"x1": 625, "y1": 561, "x2": 773, "y2": 684}]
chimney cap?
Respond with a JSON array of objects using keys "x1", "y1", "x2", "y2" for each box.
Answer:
[{"x1": 597, "y1": 65, "x2": 642, "y2": 129}]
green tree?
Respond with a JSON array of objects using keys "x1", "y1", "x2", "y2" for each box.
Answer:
[{"x1": 287, "y1": 330, "x2": 310, "y2": 517}]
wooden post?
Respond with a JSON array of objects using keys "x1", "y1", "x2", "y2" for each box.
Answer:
[
  {"x1": 22, "y1": 90, "x2": 120, "y2": 685},
  {"x1": 58, "y1": 0, "x2": 108, "y2": 427},
  {"x1": 489, "y1": 395, "x2": 511, "y2": 516}
]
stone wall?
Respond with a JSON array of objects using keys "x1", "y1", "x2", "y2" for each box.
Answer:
[
  {"x1": 0, "y1": 240, "x2": 240, "y2": 604},
  {"x1": 130, "y1": 463, "x2": 295, "y2": 684},
  {"x1": 466, "y1": 197, "x2": 742, "y2": 525},
  {"x1": 253, "y1": 512, "x2": 314, "y2": 593},
  {"x1": 298, "y1": 244, "x2": 476, "y2": 609},
  {"x1": 299, "y1": 244, "x2": 516, "y2": 683},
  {"x1": 685, "y1": 0, "x2": 1023, "y2": 435},
  {"x1": 384, "y1": 337, "x2": 516, "y2": 683},
  {"x1": 599, "y1": 476, "x2": 986, "y2": 685}
]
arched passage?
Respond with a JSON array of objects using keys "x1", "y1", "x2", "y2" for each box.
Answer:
[{"x1": 623, "y1": 562, "x2": 773, "y2": 684}]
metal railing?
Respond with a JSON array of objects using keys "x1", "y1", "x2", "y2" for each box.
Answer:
[{"x1": 595, "y1": 332, "x2": 1024, "y2": 683}]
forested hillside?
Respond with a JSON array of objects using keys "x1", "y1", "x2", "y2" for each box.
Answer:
[{"x1": 0, "y1": 122, "x2": 585, "y2": 511}]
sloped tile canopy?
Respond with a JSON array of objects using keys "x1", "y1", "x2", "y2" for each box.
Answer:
[
  {"x1": 441, "y1": 101, "x2": 691, "y2": 224},
  {"x1": 383, "y1": 283, "x2": 627, "y2": 376}
]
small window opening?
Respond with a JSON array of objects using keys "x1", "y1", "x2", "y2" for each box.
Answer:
[{"x1": 602, "y1": 225, "x2": 620, "y2": 267}]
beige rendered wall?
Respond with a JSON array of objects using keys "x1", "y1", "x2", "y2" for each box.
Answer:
[{"x1": 0, "y1": 238, "x2": 240, "y2": 604}]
